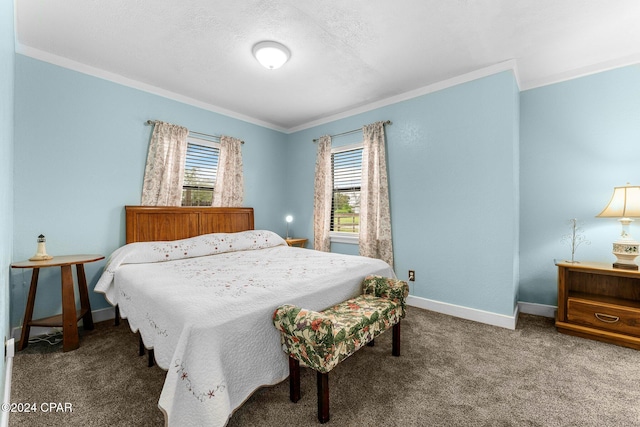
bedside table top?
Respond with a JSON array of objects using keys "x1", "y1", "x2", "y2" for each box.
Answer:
[
  {"x1": 555, "y1": 260, "x2": 640, "y2": 277},
  {"x1": 11, "y1": 254, "x2": 105, "y2": 269},
  {"x1": 285, "y1": 238, "x2": 308, "y2": 248}
]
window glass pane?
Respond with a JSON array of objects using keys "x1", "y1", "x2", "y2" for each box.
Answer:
[
  {"x1": 182, "y1": 142, "x2": 219, "y2": 206},
  {"x1": 331, "y1": 147, "x2": 362, "y2": 233}
]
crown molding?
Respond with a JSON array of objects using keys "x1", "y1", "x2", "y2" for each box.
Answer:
[
  {"x1": 15, "y1": 43, "x2": 289, "y2": 133},
  {"x1": 287, "y1": 60, "x2": 521, "y2": 133},
  {"x1": 521, "y1": 53, "x2": 640, "y2": 91}
]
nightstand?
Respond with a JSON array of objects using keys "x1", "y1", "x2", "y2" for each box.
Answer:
[
  {"x1": 11, "y1": 254, "x2": 104, "y2": 352},
  {"x1": 285, "y1": 238, "x2": 308, "y2": 248},
  {"x1": 555, "y1": 261, "x2": 640, "y2": 350}
]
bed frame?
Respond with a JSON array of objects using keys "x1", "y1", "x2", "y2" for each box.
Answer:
[{"x1": 125, "y1": 206, "x2": 255, "y2": 243}]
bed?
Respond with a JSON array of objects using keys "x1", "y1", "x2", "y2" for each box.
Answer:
[{"x1": 95, "y1": 206, "x2": 396, "y2": 426}]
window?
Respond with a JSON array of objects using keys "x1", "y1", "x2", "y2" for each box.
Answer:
[
  {"x1": 330, "y1": 143, "x2": 363, "y2": 242},
  {"x1": 182, "y1": 137, "x2": 219, "y2": 206}
]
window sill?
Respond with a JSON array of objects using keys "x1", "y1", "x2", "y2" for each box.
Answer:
[{"x1": 330, "y1": 232, "x2": 359, "y2": 245}]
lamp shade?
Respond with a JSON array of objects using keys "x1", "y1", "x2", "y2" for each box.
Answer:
[
  {"x1": 596, "y1": 185, "x2": 640, "y2": 218},
  {"x1": 252, "y1": 41, "x2": 290, "y2": 70}
]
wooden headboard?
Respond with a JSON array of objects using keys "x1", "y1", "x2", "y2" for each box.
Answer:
[{"x1": 125, "y1": 206, "x2": 255, "y2": 243}]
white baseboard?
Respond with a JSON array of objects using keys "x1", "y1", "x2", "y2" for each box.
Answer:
[
  {"x1": 517, "y1": 301, "x2": 557, "y2": 318},
  {"x1": 1, "y1": 338, "x2": 15, "y2": 427},
  {"x1": 407, "y1": 295, "x2": 519, "y2": 330},
  {"x1": 10, "y1": 306, "x2": 116, "y2": 341},
  {"x1": 90, "y1": 306, "x2": 117, "y2": 323}
]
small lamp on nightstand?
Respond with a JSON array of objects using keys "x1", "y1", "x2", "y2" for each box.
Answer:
[
  {"x1": 596, "y1": 184, "x2": 640, "y2": 270},
  {"x1": 285, "y1": 215, "x2": 293, "y2": 239}
]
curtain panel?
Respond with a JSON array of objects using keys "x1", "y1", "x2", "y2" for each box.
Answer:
[
  {"x1": 359, "y1": 121, "x2": 394, "y2": 268},
  {"x1": 212, "y1": 135, "x2": 244, "y2": 207},
  {"x1": 141, "y1": 121, "x2": 189, "y2": 206},
  {"x1": 313, "y1": 135, "x2": 332, "y2": 252}
]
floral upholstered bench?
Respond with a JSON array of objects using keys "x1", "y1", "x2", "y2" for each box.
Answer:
[{"x1": 272, "y1": 275, "x2": 409, "y2": 423}]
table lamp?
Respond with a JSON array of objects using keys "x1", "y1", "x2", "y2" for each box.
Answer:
[
  {"x1": 285, "y1": 215, "x2": 293, "y2": 239},
  {"x1": 596, "y1": 184, "x2": 640, "y2": 270}
]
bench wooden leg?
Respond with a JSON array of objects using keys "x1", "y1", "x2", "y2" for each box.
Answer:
[
  {"x1": 114, "y1": 305, "x2": 120, "y2": 326},
  {"x1": 289, "y1": 357, "x2": 301, "y2": 403},
  {"x1": 317, "y1": 371, "x2": 330, "y2": 424},
  {"x1": 148, "y1": 349, "x2": 155, "y2": 367},
  {"x1": 392, "y1": 321, "x2": 401, "y2": 357}
]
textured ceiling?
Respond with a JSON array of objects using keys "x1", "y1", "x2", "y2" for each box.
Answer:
[{"x1": 14, "y1": 0, "x2": 640, "y2": 131}]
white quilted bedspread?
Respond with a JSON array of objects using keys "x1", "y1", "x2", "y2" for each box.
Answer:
[{"x1": 95, "y1": 230, "x2": 394, "y2": 426}]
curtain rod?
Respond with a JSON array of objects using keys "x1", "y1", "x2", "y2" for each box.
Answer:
[
  {"x1": 145, "y1": 120, "x2": 244, "y2": 144},
  {"x1": 312, "y1": 120, "x2": 392, "y2": 143}
]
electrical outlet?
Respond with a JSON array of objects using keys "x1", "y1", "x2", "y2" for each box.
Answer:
[{"x1": 408, "y1": 270, "x2": 415, "y2": 281}]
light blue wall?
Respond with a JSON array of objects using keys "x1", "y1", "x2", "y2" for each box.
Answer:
[
  {"x1": 1, "y1": 0, "x2": 15, "y2": 403},
  {"x1": 520, "y1": 65, "x2": 640, "y2": 306},
  {"x1": 286, "y1": 71, "x2": 520, "y2": 316},
  {"x1": 11, "y1": 55, "x2": 289, "y2": 327}
]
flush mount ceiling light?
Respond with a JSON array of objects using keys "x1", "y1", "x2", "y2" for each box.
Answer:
[{"x1": 252, "y1": 41, "x2": 290, "y2": 70}]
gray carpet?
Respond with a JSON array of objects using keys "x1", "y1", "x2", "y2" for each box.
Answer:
[{"x1": 9, "y1": 306, "x2": 640, "y2": 426}]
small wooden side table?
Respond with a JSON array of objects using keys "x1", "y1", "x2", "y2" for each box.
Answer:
[
  {"x1": 11, "y1": 254, "x2": 104, "y2": 352},
  {"x1": 285, "y1": 238, "x2": 308, "y2": 248}
]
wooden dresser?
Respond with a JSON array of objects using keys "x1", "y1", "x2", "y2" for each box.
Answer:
[{"x1": 556, "y1": 261, "x2": 640, "y2": 350}]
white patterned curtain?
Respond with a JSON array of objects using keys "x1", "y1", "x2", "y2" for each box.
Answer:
[
  {"x1": 359, "y1": 121, "x2": 394, "y2": 267},
  {"x1": 313, "y1": 135, "x2": 332, "y2": 252},
  {"x1": 141, "y1": 121, "x2": 189, "y2": 206},
  {"x1": 212, "y1": 135, "x2": 244, "y2": 207}
]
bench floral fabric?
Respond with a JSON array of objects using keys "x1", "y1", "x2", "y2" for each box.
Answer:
[{"x1": 272, "y1": 275, "x2": 409, "y2": 373}]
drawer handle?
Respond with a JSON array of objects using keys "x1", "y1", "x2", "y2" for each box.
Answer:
[{"x1": 594, "y1": 313, "x2": 620, "y2": 323}]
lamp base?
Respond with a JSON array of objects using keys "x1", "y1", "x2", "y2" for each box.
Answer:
[
  {"x1": 613, "y1": 262, "x2": 639, "y2": 271},
  {"x1": 611, "y1": 241, "x2": 639, "y2": 270}
]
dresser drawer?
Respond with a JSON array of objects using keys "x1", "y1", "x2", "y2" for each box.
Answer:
[{"x1": 567, "y1": 297, "x2": 640, "y2": 336}]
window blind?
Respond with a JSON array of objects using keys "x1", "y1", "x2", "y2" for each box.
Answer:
[
  {"x1": 331, "y1": 147, "x2": 363, "y2": 233},
  {"x1": 182, "y1": 142, "x2": 219, "y2": 206}
]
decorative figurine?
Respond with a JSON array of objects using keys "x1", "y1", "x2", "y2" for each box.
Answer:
[
  {"x1": 561, "y1": 218, "x2": 590, "y2": 263},
  {"x1": 29, "y1": 234, "x2": 53, "y2": 261}
]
